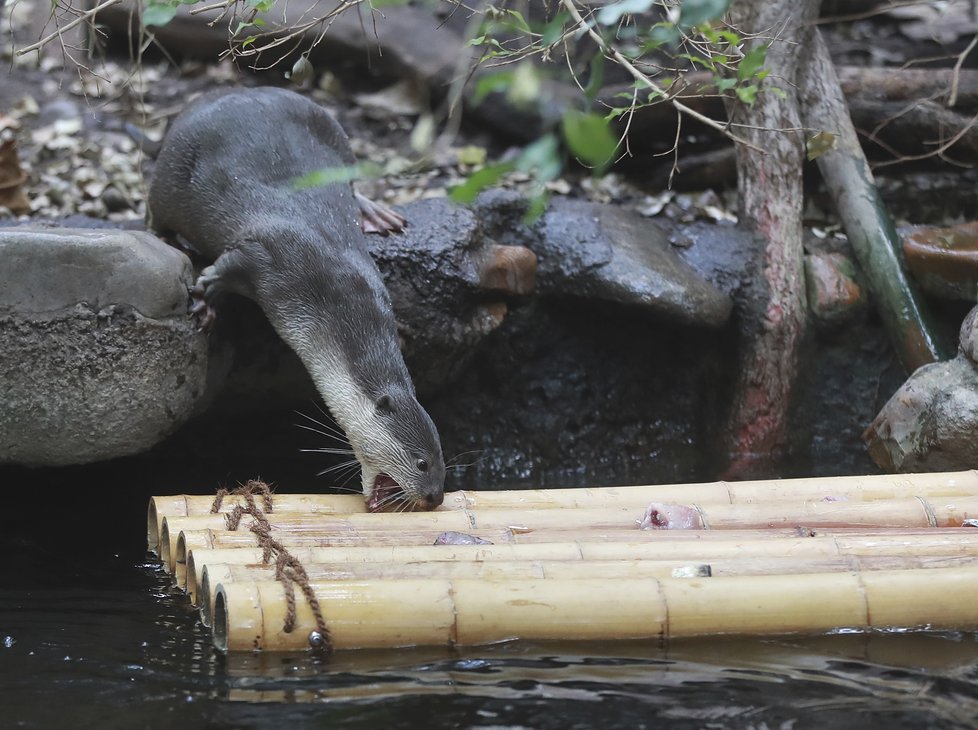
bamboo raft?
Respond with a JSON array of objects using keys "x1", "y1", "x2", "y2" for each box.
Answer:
[{"x1": 147, "y1": 470, "x2": 978, "y2": 653}]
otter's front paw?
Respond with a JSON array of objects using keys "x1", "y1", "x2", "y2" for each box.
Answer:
[{"x1": 189, "y1": 266, "x2": 220, "y2": 332}]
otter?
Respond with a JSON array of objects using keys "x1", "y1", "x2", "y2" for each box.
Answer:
[{"x1": 147, "y1": 86, "x2": 445, "y2": 511}]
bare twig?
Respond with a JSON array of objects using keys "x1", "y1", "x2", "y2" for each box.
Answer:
[
  {"x1": 949, "y1": 32, "x2": 978, "y2": 107},
  {"x1": 870, "y1": 107, "x2": 978, "y2": 169},
  {"x1": 16, "y1": 0, "x2": 123, "y2": 55}
]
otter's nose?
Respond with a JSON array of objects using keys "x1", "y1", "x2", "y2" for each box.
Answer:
[{"x1": 425, "y1": 491, "x2": 445, "y2": 509}]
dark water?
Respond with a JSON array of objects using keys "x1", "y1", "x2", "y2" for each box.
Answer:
[{"x1": 5, "y1": 464, "x2": 978, "y2": 730}]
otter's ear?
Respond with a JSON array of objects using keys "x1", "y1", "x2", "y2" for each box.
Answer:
[{"x1": 376, "y1": 394, "x2": 395, "y2": 413}]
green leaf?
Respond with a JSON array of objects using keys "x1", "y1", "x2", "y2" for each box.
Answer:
[
  {"x1": 678, "y1": 52, "x2": 715, "y2": 71},
  {"x1": 471, "y1": 70, "x2": 512, "y2": 106},
  {"x1": 450, "y1": 163, "x2": 514, "y2": 204},
  {"x1": 677, "y1": 0, "x2": 732, "y2": 30},
  {"x1": 457, "y1": 146, "x2": 487, "y2": 166},
  {"x1": 737, "y1": 43, "x2": 769, "y2": 82},
  {"x1": 409, "y1": 114, "x2": 435, "y2": 154},
  {"x1": 291, "y1": 163, "x2": 364, "y2": 191},
  {"x1": 735, "y1": 84, "x2": 758, "y2": 105},
  {"x1": 583, "y1": 54, "x2": 604, "y2": 102},
  {"x1": 806, "y1": 130, "x2": 836, "y2": 161},
  {"x1": 596, "y1": 0, "x2": 655, "y2": 26},
  {"x1": 515, "y1": 133, "x2": 562, "y2": 182},
  {"x1": 507, "y1": 62, "x2": 541, "y2": 108},
  {"x1": 142, "y1": 1, "x2": 178, "y2": 27},
  {"x1": 500, "y1": 8, "x2": 531, "y2": 33},
  {"x1": 714, "y1": 76, "x2": 737, "y2": 92},
  {"x1": 561, "y1": 110, "x2": 617, "y2": 169},
  {"x1": 540, "y1": 11, "x2": 569, "y2": 45},
  {"x1": 718, "y1": 30, "x2": 740, "y2": 46},
  {"x1": 523, "y1": 188, "x2": 551, "y2": 223}
]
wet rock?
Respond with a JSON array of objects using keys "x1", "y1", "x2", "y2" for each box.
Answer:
[
  {"x1": 367, "y1": 197, "x2": 535, "y2": 392},
  {"x1": 804, "y1": 251, "x2": 865, "y2": 325},
  {"x1": 475, "y1": 190, "x2": 733, "y2": 327},
  {"x1": 903, "y1": 221, "x2": 978, "y2": 301},
  {"x1": 863, "y1": 356, "x2": 978, "y2": 472},
  {"x1": 0, "y1": 227, "x2": 208, "y2": 467},
  {"x1": 960, "y1": 305, "x2": 978, "y2": 365}
]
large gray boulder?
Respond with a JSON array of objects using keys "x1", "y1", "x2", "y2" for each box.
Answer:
[
  {"x1": 0, "y1": 227, "x2": 208, "y2": 466},
  {"x1": 864, "y1": 305, "x2": 978, "y2": 472}
]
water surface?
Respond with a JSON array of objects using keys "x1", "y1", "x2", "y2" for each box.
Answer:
[{"x1": 4, "y1": 464, "x2": 978, "y2": 729}]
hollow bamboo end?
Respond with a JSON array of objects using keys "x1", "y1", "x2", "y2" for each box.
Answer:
[
  {"x1": 174, "y1": 533, "x2": 189, "y2": 589},
  {"x1": 214, "y1": 582, "x2": 266, "y2": 653},
  {"x1": 213, "y1": 588, "x2": 229, "y2": 653},
  {"x1": 200, "y1": 564, "x2": 234, "y2": 627},
  {"x1": 147, "y1": 498, "x2": 160, "y2": 554},
  {"x1": 186, "y1": 551, "x2": 199, "y2": 605},
  {"x1": 159, "y1": 520, "x2": 172, "y2": 574},
  {"x1": 200, "y1": 568, "x2": 213, "y2": 627}
]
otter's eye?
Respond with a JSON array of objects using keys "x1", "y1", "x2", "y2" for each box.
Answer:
[
  {"x1": 416, "y1": 458, "x2": 429, "y2": 472},
  {"x1": 376, "y1": 394, "x2": 394, "y2": 413}
]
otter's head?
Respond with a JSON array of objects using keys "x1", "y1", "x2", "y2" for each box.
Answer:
[{"x1": 357, "y1": 389, "x2": 445, "y2": 512}]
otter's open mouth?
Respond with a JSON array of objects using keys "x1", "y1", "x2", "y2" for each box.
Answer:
[{"x1": 367, "y1": 473, "x2": 403, "y2": 512}]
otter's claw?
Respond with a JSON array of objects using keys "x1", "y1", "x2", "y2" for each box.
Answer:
[
  {"x1": 189, "y1": 266, "x2": 221, "y2": 332},
  {"x1": 355, "y1": 191, "x2": 406, "y2": 236}
]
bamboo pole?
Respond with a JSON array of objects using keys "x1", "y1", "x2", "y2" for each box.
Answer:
[
  {"x1": 174, "y1": 524, "x2": 975, "y2": 581},
  {"x1": 198, "y1": 554, "x2": 975, "y2": 628},
  {"x1": 652, "y1": 497, "x2": 978, "y2": 530},
  {"x1": 213, "y1": 567, "x2": 978, "y2": 651},
  {"x1": 448, "y1": 470, "x2": 978, "y2": 509},
  {"x1": 147, "y1": 470, "x2": 978, "y2": 551},
  {"x1": 183, "y1": 530, "x2": 978, "y2": 605},
  {"x1": 160, "y1": 496, "x2": 978, "y2": 576},
  {"x1": 199, "y1": 559, "x2": 705, "y2": 627},
  {"x1": 147, "y1": 493, "x2": 369, "y2": 553},
  {"x1": 171, "y1": 525, "x2": 840, "y2": 579}
]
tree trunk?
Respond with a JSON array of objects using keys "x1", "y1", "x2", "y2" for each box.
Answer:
[{"x1": 722, "y1": 0, "x2": 820, "y2": 478}]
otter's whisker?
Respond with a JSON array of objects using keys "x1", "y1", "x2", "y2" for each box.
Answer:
[
  {"x1": 294, "y1": 409, "x2": 353, "y2": 443},
  {"x1": 446, "y1": 449, "x2": 485, "y2": 467},
  {"x1": 301, "y1": 447, "x2": 356, "y2": 456},
  {"x1": 295, "y1": 423, "x2": 353, "y2": 444},
  {"x1": 316, "y1": 458, "x2": 360, "y2": 476},
  {"x1": 324, "y1": 484, "x2": 363, "y2": 495}
]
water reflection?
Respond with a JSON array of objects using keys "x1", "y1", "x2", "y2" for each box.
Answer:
[
  {"x1": 9, "y1": 556, "x2": 978, "y2": 730},
  {"x1": 214, "y1": 633, "x2": 978, "y2": 730}
]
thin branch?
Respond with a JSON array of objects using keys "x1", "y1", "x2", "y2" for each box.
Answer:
[
  {"x1": 870, "y1": 107, "x2": 978, "y2": 169},
  {"x1": 949, "y1": 32, "x2": 978, "y2": 107},
  {"x1": 16, "y1": 0, "x2": 123, "y2": 55},
  {"x1": 815, "y1": 0, "x2": 928, "y2": 25},
  {"x1": 559, "y1": 0, "x2": 764, "y2": 153}
]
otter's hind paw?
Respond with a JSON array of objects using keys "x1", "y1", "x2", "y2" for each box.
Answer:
[{"x1": 355, "y1": 191, "x2": 406, "y2": 236}]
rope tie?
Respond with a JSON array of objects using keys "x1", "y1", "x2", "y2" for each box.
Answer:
[{"x1": 212, "y1": 480, "x2": 331, "y2": 653}]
